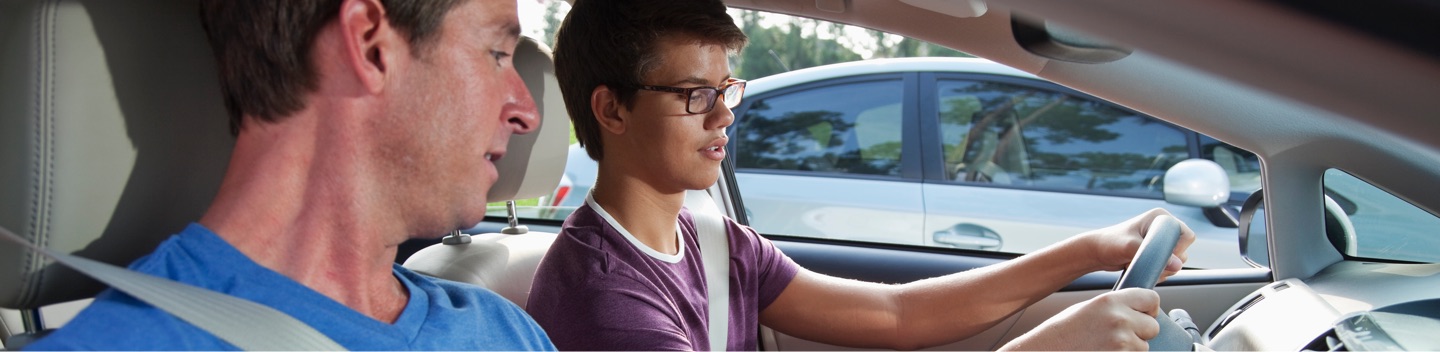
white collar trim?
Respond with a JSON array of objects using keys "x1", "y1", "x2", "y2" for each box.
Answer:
[{"x1": 586, "y1": 194, "x2": 685, "y2": 263}]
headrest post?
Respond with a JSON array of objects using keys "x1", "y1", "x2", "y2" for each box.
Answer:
[
  {"x1": 501, "y1": 201, "x2": 529, "y2": 235},
  {"x1": 441, "y1": 230, "x2": 471, "y2": 245}
]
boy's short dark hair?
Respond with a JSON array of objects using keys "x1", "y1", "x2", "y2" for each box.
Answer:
[
  {"x1": 199, "y1": 0, "x2": 465, "y2": 135},
  {"x1": 554, "y1": 0, "x2": 747, "y2": 161}
]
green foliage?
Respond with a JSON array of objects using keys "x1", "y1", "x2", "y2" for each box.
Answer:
[{"x1": 733, "y1": 10, "x2": 971, "y2": 80}]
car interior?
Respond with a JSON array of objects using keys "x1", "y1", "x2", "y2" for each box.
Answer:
[
  {"x1": 4, "y1": 0, "x2": 1440, "y2": 351},
  {"x1": 1, "y1": 0, "x2": 234, "y2": 346}
]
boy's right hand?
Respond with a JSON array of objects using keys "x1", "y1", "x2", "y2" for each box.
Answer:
[{"x1": 1000, "y1": 288, "x2": 1162, "y2": 351}]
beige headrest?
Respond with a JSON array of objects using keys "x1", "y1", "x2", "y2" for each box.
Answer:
[
  {"x1": 486, "y1": 37, "x2": 569, "y2": 202},
  {"x1": 0, "y1": 0, "x2": 233, "y2": 308}
]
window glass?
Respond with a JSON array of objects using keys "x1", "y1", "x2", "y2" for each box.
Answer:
[
  {"x1": 500, "y1": 3, "x2": 969, "y2": 223},
  {"x1": 1323, "y1": 169, "x2": 1440, "y2": 263},
  {"x1": 736, "y1": 79, "x2": 905, "y2": 177},
  {"x1": 937, "y1": 79, "x2": 1188, "y2": 196},
  {"x1": 1199, "y1": 135, "x2": 1262, "y2": 194}
]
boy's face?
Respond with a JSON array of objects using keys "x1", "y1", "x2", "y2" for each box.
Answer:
[{"x1": 607, "y1": 34, "x2": 736, "y2": 193}]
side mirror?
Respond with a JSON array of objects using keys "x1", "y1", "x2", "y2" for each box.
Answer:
[{"x1": 1162, "y1": 159, "x2": 1231, "y2": 207}]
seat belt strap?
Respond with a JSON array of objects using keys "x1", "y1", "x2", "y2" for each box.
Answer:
[
  {"x1": 687, "y1": 189, "x2": 730, "y2": 351},
  {"x1": 0, "y1": 225, "x2": 345, "y2": 351}
]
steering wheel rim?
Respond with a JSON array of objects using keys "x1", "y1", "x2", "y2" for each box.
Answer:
[
  {"x1": 1115, "y1": 215, "x2": 1183, "y2": 290},
  {"x1": 1113, "y1": 215, "x2": 1195, "y2": 351}
]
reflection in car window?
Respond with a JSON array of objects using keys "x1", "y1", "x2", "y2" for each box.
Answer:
[
  {"x1": 736, "y1": 79, "x2": 905, "y2": 177},
  {"x1": 1323, "y1": 169, "x2": 1440, "y2": 263},
  {"x1": 936, "y1": 79, "x2": 1187, "y2": 196}
]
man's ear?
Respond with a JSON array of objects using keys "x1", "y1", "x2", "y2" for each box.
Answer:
[
  {"x1": 336, "y1": 0, "x2": 399, "y2": 94},
  {"x1": 592, "y1": 85, "x2": 627, "y2": 135}
]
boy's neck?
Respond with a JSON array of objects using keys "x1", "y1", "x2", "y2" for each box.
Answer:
[{"x1": 591, "y1": 168, "x2": 686, "y2": 255}]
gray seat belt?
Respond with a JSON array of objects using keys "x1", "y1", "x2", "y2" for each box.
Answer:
[
  {"x1": 0, "y1": 225, "x2": 345, "y2": 351},
  {"x1": 686, "y1": 189, "x2": 730, "y2": 351}
]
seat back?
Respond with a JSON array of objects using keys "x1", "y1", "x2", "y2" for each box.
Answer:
[
  {"x1": 402, "y1": 37, "x2": 569, "y2": 309},
  {"x1": 0, "y1": 0, "x2": 231, "y2": 315}
]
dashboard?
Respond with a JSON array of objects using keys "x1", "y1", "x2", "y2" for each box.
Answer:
[{"x1": 1204, "y1": 262, "x2": 1440, "y2": 351}]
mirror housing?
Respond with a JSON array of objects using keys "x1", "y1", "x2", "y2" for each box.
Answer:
[
  {"x1": 1238, "y1": 190, "x2": 1268, "y2": 268},
  {"x1": 1163, "y1": 159, "x2": 1231, "y2": 208}
]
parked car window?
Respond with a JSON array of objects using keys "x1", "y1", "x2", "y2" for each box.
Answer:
[
  {"x1": 1323, "y1": 169, "x2": 1440, "y2": 263},
  {"x1": 735, "y1": 79, "x2": 906, "y2": 177},
  {"x1": 936, "y1": 79, "x2": 1188, "y2": 197}
]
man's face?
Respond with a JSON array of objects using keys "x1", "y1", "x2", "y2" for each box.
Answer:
[
  {"x1": 609, "y1": 34, "x2": 735, "y2": 193},
  {"x1": 379, "y1": 0, "x2": 539, "y2": 234}
]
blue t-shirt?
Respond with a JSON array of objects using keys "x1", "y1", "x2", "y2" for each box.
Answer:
[{"x1": 27, "y1": 223, "x2": 554, "y2": 350}]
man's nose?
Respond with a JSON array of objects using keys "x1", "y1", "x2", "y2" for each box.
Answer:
[{"x1": 505, "y1": 68, "x2": 540, "y2": 135}]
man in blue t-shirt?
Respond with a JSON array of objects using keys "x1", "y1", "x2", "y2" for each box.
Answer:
[
  {"x1": 528, "y1": 0, "x2": 1195, "y2": 350},
  {"x1": 28, "y1": 0, "x2": 552, "y2": 349}
]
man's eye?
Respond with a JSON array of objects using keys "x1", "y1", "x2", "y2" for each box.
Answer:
[{"x1": 491, "y1": 50, "x2": 512, "y2": 66}]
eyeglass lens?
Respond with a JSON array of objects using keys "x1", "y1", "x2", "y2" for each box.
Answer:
[{"x1": 686, "y1": 82, "x2": 746, "y2": 114}]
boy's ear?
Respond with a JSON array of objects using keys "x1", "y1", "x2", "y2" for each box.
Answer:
[{"x1": 592, "y1": 85, "x2": 626, "y2": 135}]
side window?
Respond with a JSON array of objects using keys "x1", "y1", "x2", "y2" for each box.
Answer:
[
  {"x1": 1199, "y1": 135, "x2": 1262, "y2": 194},
  {"x1": 936, "y1": 79, "x2": 1188, "y2": 196},
  {"x1": 1323, "y1": 169, "x2": 1440, "y2": 263},
  {"x1": 735, "y1": 79, "x2": 905, "y2": 177}
]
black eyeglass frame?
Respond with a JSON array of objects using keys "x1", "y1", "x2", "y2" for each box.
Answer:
[{"x1": 634, "y1": 78, "x2": 747, "y2": 115}]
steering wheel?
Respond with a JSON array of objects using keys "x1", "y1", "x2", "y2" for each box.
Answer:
[{"x1": 1113, "y1": 215, "x2": 1196, "y2": 351}]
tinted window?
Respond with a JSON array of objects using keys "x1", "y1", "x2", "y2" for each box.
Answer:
[
  {"x1": 736, "y1": 79, "x2": 905, "y2": 177},
  {"x1": 936, "y1": 79, "x2": 1187, "y2": 196}
]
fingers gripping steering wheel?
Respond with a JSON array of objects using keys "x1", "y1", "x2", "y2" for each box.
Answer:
[{"x1": 1113, "y1": 215, "x2": 1195, "y2": 351}]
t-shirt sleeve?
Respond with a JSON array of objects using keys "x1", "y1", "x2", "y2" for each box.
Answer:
[{"x1": 732, "y1": 221, "x2": 801, "y2": 311}]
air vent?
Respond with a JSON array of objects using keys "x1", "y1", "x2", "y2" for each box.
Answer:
[
  {"x1": 1209, "y1": 293, "x2": 1267, "y2": 339},
  {"x1": 1302, "y1": 328, "x2": 1346, "y2": 352},
  {"x1": 1272, "y1": 282, "x2": 1291, "y2": 291}
]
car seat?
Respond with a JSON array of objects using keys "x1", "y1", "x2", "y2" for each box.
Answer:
[
  {"x1": 0, "y1": 0, "x2": 234, "y2": 346},
  {"x1": 401, "y1": 37, "x2": 569, "y2": 309}
]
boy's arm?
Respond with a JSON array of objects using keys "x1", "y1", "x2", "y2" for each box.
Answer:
[{"x1": 758, "y1": 208, "x2": 1194, "y2": 350}]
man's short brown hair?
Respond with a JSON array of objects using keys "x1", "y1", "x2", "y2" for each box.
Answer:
[
  {"x1": 199, "y1": 0, "x2": 465, "y2": 135},
  {"x1": 554, "y1": 0, "x2": 747, "y2": 161}
]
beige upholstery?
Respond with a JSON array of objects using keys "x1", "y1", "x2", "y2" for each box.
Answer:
[
  {"x1": 405, "y1": 233, "x2": 560, "y2": 309},
  {"x1": 0, "y1": 0, "x2": 231, "y2": 316},
  {"x1": 487, "y1": 38, "x2": 570, "y2": 201}
]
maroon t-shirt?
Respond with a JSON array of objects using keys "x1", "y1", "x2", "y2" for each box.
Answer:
[{"x1": 527, "y1": 199, "x2": 801, "y2": 350}]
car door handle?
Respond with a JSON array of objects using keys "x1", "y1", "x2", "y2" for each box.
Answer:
[{"x1": 932, "y1": 223, "x2": 1002, "y2": 250}]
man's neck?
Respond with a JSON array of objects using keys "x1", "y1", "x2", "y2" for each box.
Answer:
[
  {"x1": 591, "y1": 167, "x2": 686, "y2": 255},
  {"x1": 199, "y1": 118, "x2": 410, "y2": 324}
]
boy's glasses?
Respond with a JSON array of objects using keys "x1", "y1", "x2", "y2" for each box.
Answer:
[{"x1": 635, "y1": 78, "x2": 746, "y2": 115}]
